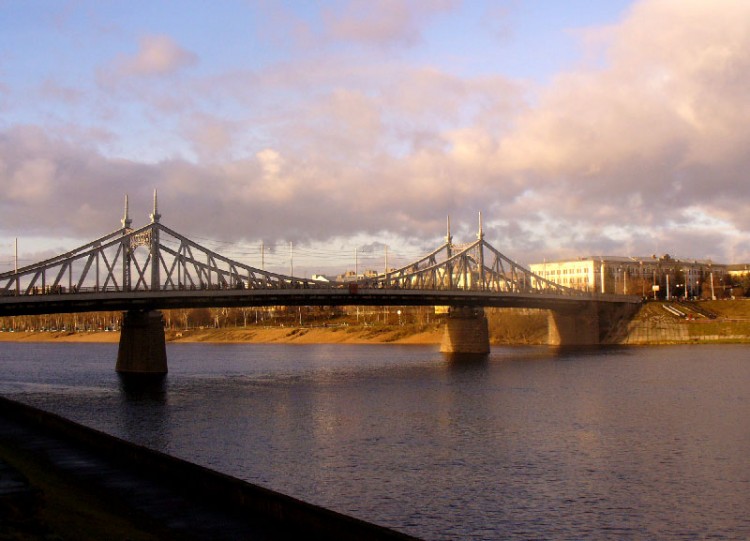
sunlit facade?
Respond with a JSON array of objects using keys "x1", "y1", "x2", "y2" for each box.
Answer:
[{"x1": 530, "y1": 255, "x2": 728, "y2": 299}]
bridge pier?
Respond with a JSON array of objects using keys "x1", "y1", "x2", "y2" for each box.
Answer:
[
  {"x1": 116, "y1": 310, "x2": 168, "y2": 375},
  {"x1": 440, "y1": 306, "x2": 490, "y2": 355},
  {"x1": 548, "y1": 305, "x2": 599, "y2": 346},
  {"x1": 548, "y1": 302, "x2": 640, "y2": 346}
]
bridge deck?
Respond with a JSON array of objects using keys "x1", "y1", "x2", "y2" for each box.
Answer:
[{"x1": 0, "y1": 288, "x2": 640, "y2": 317}]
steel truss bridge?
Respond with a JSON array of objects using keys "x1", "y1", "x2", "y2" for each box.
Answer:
[
  {"x1": 0, "y1": 196, "x2": 637, "y2": 318},
  {"x1": 1, "y1": 196, "x2": 643, "y2": 369},
  {"x1": 0, "y1": 197, "x2": 635, "y2": 315}
]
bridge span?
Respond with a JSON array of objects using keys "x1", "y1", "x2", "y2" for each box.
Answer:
[{"x1": 1, "y1": 196, "x2": 640, "y2": 373}]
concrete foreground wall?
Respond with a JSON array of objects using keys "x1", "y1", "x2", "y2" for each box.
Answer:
[{"x1": 0, "y1": 396, "x2": 420, "y2": 541}]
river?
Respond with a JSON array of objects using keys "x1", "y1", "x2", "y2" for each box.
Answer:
[{"x1": 0, "y1": 342, "x2": 748, "y2": 540}]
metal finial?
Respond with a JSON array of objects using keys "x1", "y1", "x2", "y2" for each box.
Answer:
[
  {"x1": 477, "y1": 211, "x2": 484, "y2": 240},
  {"x1": 445, "y1": 215, "x2": 453, "y2": 246},
  {"x1": 150, "y1": 189, "x2": 161, "y2": 223},
  {"x1": 122, "y1": 194, "x2": 132, "y2": 229}
]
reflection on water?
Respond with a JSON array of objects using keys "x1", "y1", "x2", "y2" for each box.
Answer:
[
  {"x1": 118, "y1": 373, "x2": 168, "y2": 399},
  {"x1": 116, "y1": 373, "x2": 170, "y2": 449},
  {"x1": 1, "y1": 342, "x2": 749, "y2": 540}
]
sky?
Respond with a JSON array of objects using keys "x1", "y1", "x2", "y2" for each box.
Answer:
[{"x1": 2, "y1": 0, "x2": 750, "y2": 276}]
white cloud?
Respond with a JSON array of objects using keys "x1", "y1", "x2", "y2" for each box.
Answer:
[
  {"x1": 115, "y1": 35, "x2": 197, "y2": 77},
  {"x1": 322, "y1": 0, "x2": 456, "y2": 48},
  {"x1": 4, "y1": 0, "x2": 750, "y2": 266}
]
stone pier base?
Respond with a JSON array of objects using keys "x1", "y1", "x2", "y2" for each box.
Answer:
[
  {"x1": 548, "y1": 305, "x2": 599, "y2": 346},
  {"x1": 548, "y1": 301, "x2": 641, "y2": 346},
  {"x1": 440, "y1": 306, "x2": 490, "y2": 355},
  {"x1": 116, "y1": 310, "x2": 168, "y2": 374}
]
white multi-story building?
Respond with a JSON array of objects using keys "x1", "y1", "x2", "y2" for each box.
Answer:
[{"x1": 530, "y1": 255, "x2": 727, "y2": 299}]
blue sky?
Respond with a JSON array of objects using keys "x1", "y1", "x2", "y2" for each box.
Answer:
[{"x1": 2, "y1": 1, "x2": 750, "y2": 275}]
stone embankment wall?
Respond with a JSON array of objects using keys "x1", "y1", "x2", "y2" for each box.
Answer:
[
  {"x1": 488, "y1": 301, "x2": 750, "y2": 346},
  {"x1": 610, "y1": 300, "x2": 750, "y2": 345},
  {"x1": 619, "y1": 320, "x2": 690, "y2": 344}
]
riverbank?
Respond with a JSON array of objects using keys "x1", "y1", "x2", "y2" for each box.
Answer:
[
  {"x1": 2, "y1": 300, "x2": 750, "y2": 345},
  {"x1": 0, "y1": 325, "x2": 444, "y2": 345}
]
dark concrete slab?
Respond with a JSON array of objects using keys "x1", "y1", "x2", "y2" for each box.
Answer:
[{"x1": 0, "y1": 396, "x2": 421, "y2": 541}]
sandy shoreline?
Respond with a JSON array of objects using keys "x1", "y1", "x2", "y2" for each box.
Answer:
[
  {"x1": 0, "y1": 326, "x2": 444, "y2": 345},
  {"x1": 4, "y1": 300, "x2": 750, "y2": 346}
]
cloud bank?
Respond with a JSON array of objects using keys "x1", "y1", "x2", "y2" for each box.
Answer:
[{"x1": 2, "y1": 0, "x2": 750, "y2": 267}]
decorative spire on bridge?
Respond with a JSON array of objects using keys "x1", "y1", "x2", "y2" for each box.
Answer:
[
  {"x1": 121, "y1": 195, "x2": 132, "y2": 230},
  {"x1": 477, "y1": 211, "x2": 485, "y2": 286},
  {"x1": 149, "y1": 189, "x2": 161, "y2": 290},
  {"x1": 445, "y1": 216, "x2": 454, "y2": 288},
  {"x1": 150, "y1": 189, "x2": 161, "y2": 224}
]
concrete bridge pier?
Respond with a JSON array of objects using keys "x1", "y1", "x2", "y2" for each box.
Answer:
[
  {"x1": 548, "y1": 301, "x2": 640, "y2": 346},
  {"x1": 548, "y1": 305, "x2": 600, "y2": 346},
  {"x1": 440, "y1": 306, "x2": 490, "y2": 355},
  {"x1": 116, "y1": 310, "x2": 168, "y2": 374}
]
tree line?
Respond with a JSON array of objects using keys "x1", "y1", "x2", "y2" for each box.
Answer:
[{"x1": 0, "y1": 305, "x2": 438, "y2": 332}]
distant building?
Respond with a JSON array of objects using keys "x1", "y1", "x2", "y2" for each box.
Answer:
[
  {"x1": 726, "y1": 264, "x2": 750, "y2": 280},
  {"x1": 530, "y1": 255, "x2": 728, "y2": 299},
  {"x1": 726, "y1": 264, "x2": 750, "y2": 294},
  {"x1": 335, "y1": 269, "x2": 380, "y2": 282}
]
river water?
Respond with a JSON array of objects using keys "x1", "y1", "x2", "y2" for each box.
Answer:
[{"x1": 0, "y1": 341, "x2": 748, "y2": 540}]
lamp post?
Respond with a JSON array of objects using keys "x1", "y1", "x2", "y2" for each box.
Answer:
[
  {"x1": 612, "y1": 267, "x2": 620, "y2": 295},
  {"x1": 640, "y1": 260, "x2": 645, "y2": 298}
]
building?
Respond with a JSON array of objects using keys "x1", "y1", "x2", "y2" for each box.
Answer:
[
  {"x1": 726, "y1": 264, "x2": 750, "y2": 281},
  {"x1": 530, "y1": 255, "x2": 728, "y2": 299},
  {"x1": 334, "y1": 269, "x2": 380, "y2": 282}
]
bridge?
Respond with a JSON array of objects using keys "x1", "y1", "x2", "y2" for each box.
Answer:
[{"x1": 0, "y1": 194, "x2": 640, "y2": 373}]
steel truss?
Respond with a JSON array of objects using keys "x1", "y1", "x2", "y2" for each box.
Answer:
[
  {"x1": 366, "y1": 238, "x2": 583, "y2": 296},
  {"x1": 1, "y1": 207, "x2": 582, "y2": 298},
  {"x1": 0, "y1": 221, "x2": 325, "y2": 296}
]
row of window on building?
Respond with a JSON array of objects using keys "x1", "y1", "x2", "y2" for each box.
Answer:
[{"x1": 528, "y1": 255, "x2": 740, "y2": 298}]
